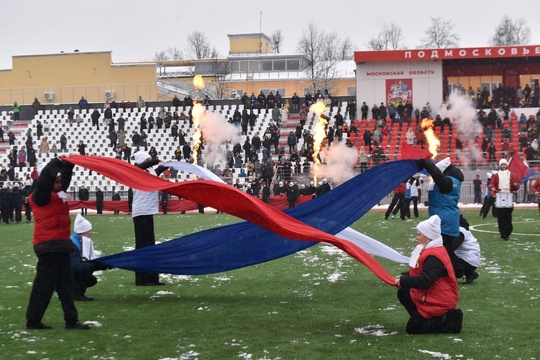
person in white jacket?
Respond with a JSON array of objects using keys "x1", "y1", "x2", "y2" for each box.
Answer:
[
  {"x1": 454, "y1": 215, "x2": 481, "y2": 284},
  {"x1": 132, "y1": 151, "x2": 168, "y2": 286}
]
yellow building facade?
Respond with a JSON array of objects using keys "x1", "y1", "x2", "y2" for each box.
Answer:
[
  {"x1": 0, "y1": 51, "x2": 157, "y2": 106},
  {"x1": 0, "y1": 33, "x2": 356, "y2": 107}
]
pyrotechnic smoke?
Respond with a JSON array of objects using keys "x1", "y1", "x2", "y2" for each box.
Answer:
[
  {"x1": 198, "y1": 111, "x2": 241, "y2": 167},
  {"x1": 315, "y1": 142, "x2": 358, "y2": 185},
  {"x1": 437, "y1": 91, "x2": 483, "y2": 167}
]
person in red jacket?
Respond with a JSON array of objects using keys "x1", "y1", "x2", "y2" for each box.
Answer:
[
  {"x1": 531, "y1": 177, "x2": 540, "y2": 216},
  {"x1": 384, "y1": 182, "x2": 406, "y2": 220},
  {"x1": 25, "y1": 158, "x2": 90, "y2": 330},
  {"x1": 395, "y1": 215, "x2": 463, "y2": 334}
]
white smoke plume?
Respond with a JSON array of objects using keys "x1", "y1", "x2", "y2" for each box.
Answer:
[
  {"x1": 437, "y1": 91, "x2": 484, "y2": 167},
  {"x1": 316, "y1": 141, "x2": 358, "y2": 186},
  {"x1": 199, "y1": 111, "x2": 241, "y2": 168}
]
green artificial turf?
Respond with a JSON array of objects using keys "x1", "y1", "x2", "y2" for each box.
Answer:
[{"x1": 0, "y1": 209, "x2": 539, "y2": 359}]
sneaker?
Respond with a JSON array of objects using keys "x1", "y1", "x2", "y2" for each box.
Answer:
[
  {"x1": 65, "y1": 322, "x2": 91, "y2": 330},
  {"x1": 26, "y1": 322, "x2": 53, "y2": 330}
]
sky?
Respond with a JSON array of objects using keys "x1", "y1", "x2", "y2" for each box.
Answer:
[{"x1": 1, "y1": 0, "x2": 540, "y2": 70}]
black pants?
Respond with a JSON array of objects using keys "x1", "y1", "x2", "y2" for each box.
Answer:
[
  {"x1": 26, "y1": 252, "x2": 79, "y2": 324},
  {"x1": 480, "y1": 196, "x2": 496, "y2": 219},
  {"x1": 397, "y1": 287, "x2": 461, "y2": 334},
  {"x1": 474, "y1": 190, "x2": 482, "y2": 204},
  {"x1": 133, "y1": 215, "x2": 159, "y2": 285},
  {"x1": 25, "y1": 203, "x2": 32, "y2": 222},
  {"x1": 1, "y1": 206, "x2": 10, "y2": 223},
  {"x1": 14, "y1": 204, "x2": 22, "y2": 223},
  {"x1": 410, "y1": 196, "x2": 419, "y2": 218},
  {"x1": 161, "y1": 201, "x2": 167, "y2": 214},
  {"x1": 96, "y1": 201, "x2": 103, "y2": 215},
  {"x1": 455, "y1": 258, "x2": 477, "y2": 280},
  {"x1": 74, "y1": 271, "x2": 97, "y2": 297},
  {"x1": 385, "y1": 194, "x2": 404, "y2": 219},
  {"x1": 496, "y1": 206, "x2": 513, "y2": 239}
]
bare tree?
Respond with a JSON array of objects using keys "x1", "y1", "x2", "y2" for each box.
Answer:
[
  {"x1": 186, "y1": 31, "x2": 212, "y2": 59},
  {"x1": 338, "y1": 37, "x2": 354, "y2": 60},
  {"x1": 166, "y1": 47, "x2": 183, "y2": 61},
  {"x1": 489, "y1": 16, "x2": 531, "y2": 46},
  {"x1": 297, "y1": 22, "x2": 341, "y2": 94},
  {"x1": 367, "y1": 38, "x2": 384, "y2": 51},
  {"x1": 270, "y1": 30, "x2": 284, "y2": 54},
  {"x1": 419, "y1": 17, "x2": 460, "y2": 48},
  {"x1": 206, "y1": 48, "x2": 231, "y2": 100},
  {"x1": 153, "y1": 51, "x2": 170, "y2": 75},
  {"x1": 367, "y1": 23, "x2": 405, "y2": 50}
]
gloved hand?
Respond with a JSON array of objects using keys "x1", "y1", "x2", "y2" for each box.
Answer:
[
  {"x1": 415, "y1": 158, "x2": 427, "y2": 170},
  {"x1": 92, "y1": 261, "x2": 112, "y2": 271}
]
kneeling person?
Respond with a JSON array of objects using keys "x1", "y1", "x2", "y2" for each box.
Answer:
[
  {"x1": 71, "y1": 214, "x2": 108, "y2": 301},
  {"x1": 395, "y1": 215, "x2": 463, "y2": 334}
]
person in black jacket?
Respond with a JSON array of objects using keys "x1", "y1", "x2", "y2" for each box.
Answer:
[
  {"x1": 314, "y1": 178, "x2": 331, "y2": 198},
  {"x1": 22, "y1": 181, "x2": 33, "y2": 223},
  {"x1": 95, "y1": 187, "x2": 103, "y2": 215},
  {"x1": 78, "y1": 184, "x2": 90, "y2": 215},
  {"x1": 91, "y1": 108, "x2": 101, "y2": 130},
  {"x1": 160, "y1": 191, "x2": 168, "y2": 215},
  {"x1": 10, "y1": 182, "x2": 24, "y2": 223},
  {"x1": 0, "y1": 183, "x2": 10, "y2": 224},
  {"x1": 112, "y1": 191, "x2": 121, "y2": 215},
  {"x1": 285, "y1": 182, "x2": 299, "y2": 208}
]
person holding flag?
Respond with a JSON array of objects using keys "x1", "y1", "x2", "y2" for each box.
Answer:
[
  {"x1": 488, "y1": 158, "x2": 520, "y2": 241},
  {"x1": 395, "y1": 215, "x2": 462, "y2": 334}
]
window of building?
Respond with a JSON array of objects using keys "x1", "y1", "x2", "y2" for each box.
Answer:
[
  {"x1": 274, "y1": 60, "x2": 286, "y2": 71},
  {"x1": 287, "y1": 59, "x2": 300, "y2": 71},
  {"x1": 248, "y1": 61, "x2": 259, "y2": 72},
  {"x1": 260, "y1": 60, "x2": 273, "y2": 71},
  {"x1": 239, "y1": 61, "x2": 248, "y2": 72}
]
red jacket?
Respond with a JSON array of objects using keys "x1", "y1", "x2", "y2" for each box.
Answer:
[
  {"x1": 410, "y1": 247, "x2": 459, "y2": 318},
  {"x1": 532, "y1": 178, "x2": 540, "y2": 194},
  {"x1": 488, "y1": 171, "x2": 520, "y2": 197},
  {"x1": 29, "y1": 192, "x2": 71, "y2": 246},
  {"x1": 393, "y1": 183, "x2": 406, "y2": 195}
]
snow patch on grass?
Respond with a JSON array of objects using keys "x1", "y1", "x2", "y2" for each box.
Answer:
[{"x1": 354, "y1": 324, "x2": 397, "y2": 336}]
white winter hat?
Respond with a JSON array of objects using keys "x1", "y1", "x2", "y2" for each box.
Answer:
[
  {"x1": 435, "y1": 157, "x2": 451, "y2": 173},
  {"x1": 134, "y1": 151, "x2": 151, "y2": 165},
  {"x1": 74, "y1": 214, "x2": 92, "y2": 233},
  {"x1": 499, "y1": 158, "x2": 508, "y2": 167},
  {"x1": 416, "y1": 215, "x2": 441, "y2": 240}
]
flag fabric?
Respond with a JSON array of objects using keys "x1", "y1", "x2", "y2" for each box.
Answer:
[
  {"x1": 400, "y1": 143, "x2": 432, "y2": 160},
  {"x1": 508, "y1": 151, "x2": 534, "y2": 184},
  {"x1": 64, "y1": 156, "x2": 419, "y2": 286}
]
